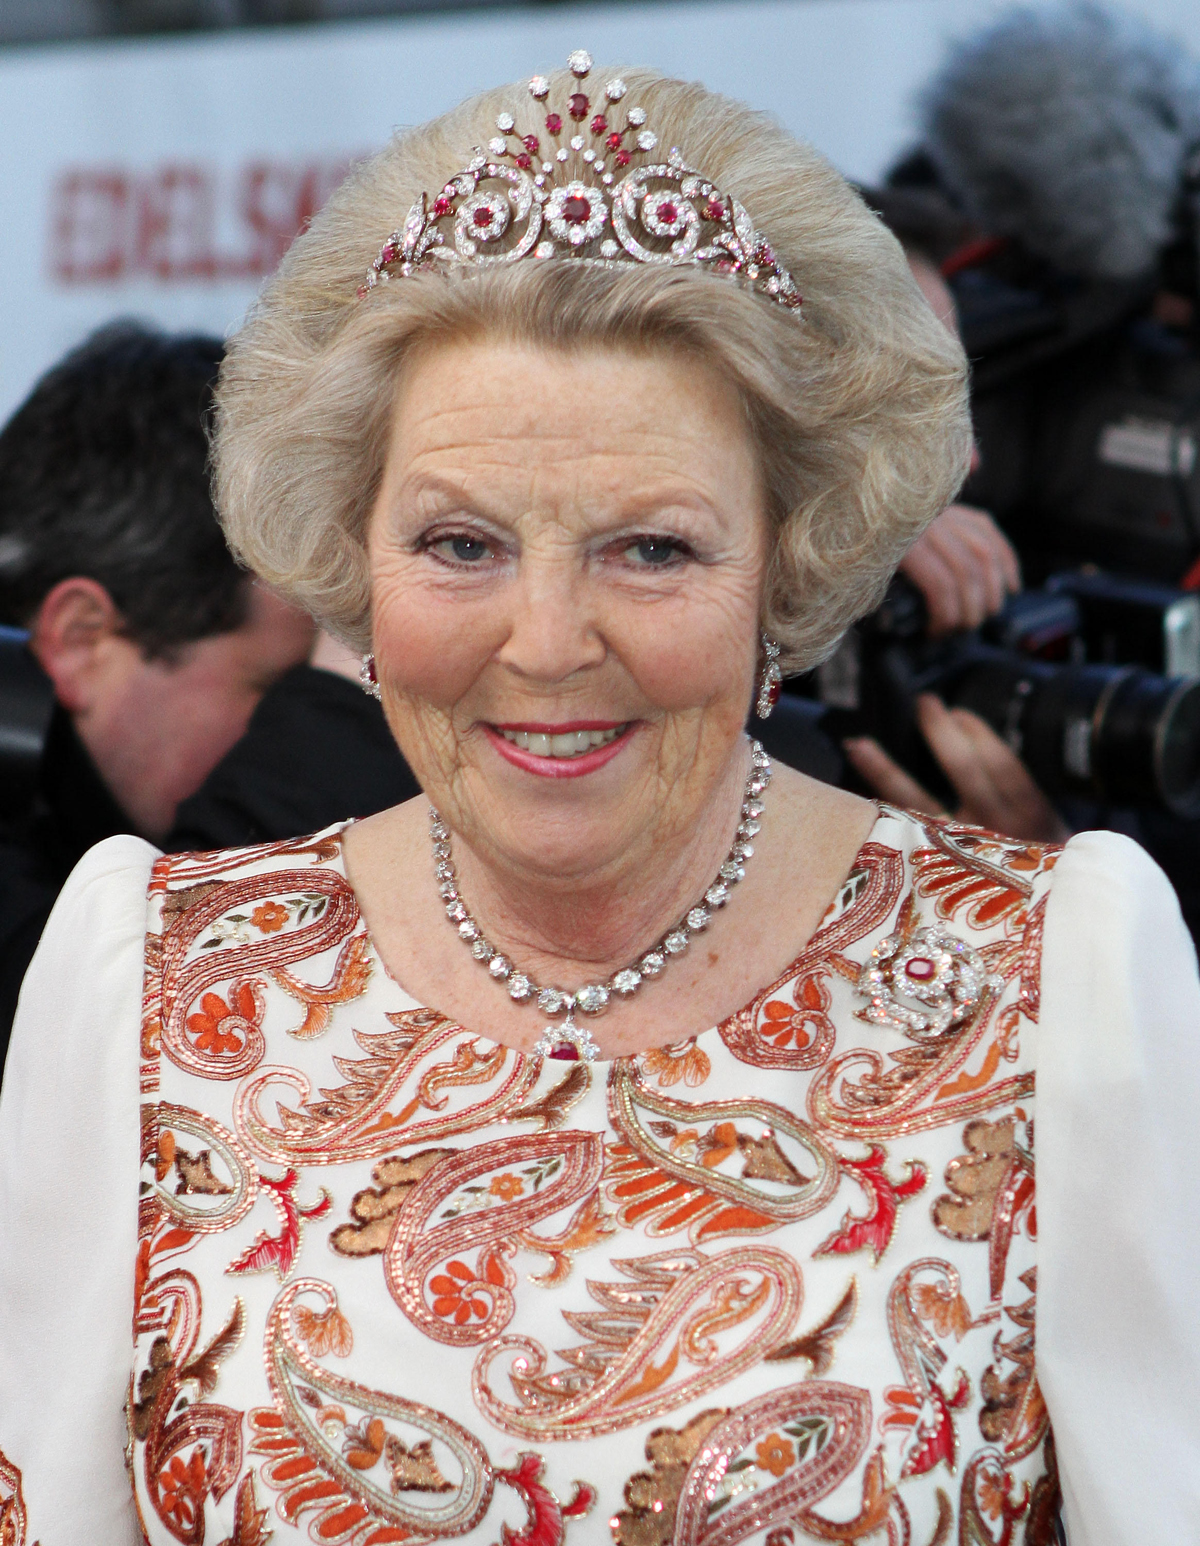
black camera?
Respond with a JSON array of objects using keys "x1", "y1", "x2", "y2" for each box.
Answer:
[
  {"x1": 806, "y1": 572, "x2": 1200, "y2": 817},
  {"x1": 957, "y1": 262, "x2": 1200, "y2": 587}
]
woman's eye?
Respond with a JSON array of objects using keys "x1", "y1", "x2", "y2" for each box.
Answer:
[
  {"x1": 432, "y1": 534, "x2": 493, "y2": 563},
  {"x1": 623, "y1": 537, "x2": 687, "y2": 566}
]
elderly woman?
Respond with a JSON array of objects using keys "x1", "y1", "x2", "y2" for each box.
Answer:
[{"x1": 2, "y1": 56, "x2": 1199, "y2": 1546}]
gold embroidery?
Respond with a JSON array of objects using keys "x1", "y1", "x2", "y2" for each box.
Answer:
[
  {"x1": 330, "y1": 1148, "x2": 456, "y2": 1258},
  {"x1": 505, "y1": 1060, "x2": 591, "y2": 1129},
  {"x1": 149, "y1": 1104, "x2": 259, "y2": 1236},
  {"x1": 980, "y1": 1269, "x2": 1048, "y2": 1461},
  {"x1": 670, "y1": 1382, "x2": 875, "y2": 1544},
  {"x1": 157, "y1": 867, "x2": 362, "y2": 1082},
  {"x1": 255, "y1": 1278, "x2": 494, "y2": 1538},
  {"x1": 0, "y1": 1447, "x2": 34, "y2": 1546},
  {"x1": 129, "y1": 1264, "x2": 245, "y2": 1543},
  {"x1": 381, "y1": 1130, "x2": 606, "y2": 1343},
  {"x1": 640, "y1": 1039, "x2": 711, "y2": 1088},
  {"x1": 765, "y1": 1279, "x2": 858, "y2": 1374},
  {"x1": 214, "y1": 1470, "x2": 271, "y2": 1546},
  {"x1": 610, "y1": 1409, "x2": 729, "y2": 1545},
  {"x1": 605, "y1": 1063, "x2": 840, "y2": 1243},
  {"x1": 958, "y1": 1450, "x2": 1030, "y2": 1543},
  {"x1": 232, "y1": 1009, "x2": 540, "y2": 1166},
  {"x1": 883, "y1": 1260, "x2": 976, "y2": 1480},
  {"x1": 272, "y1": 931, "x2": 373, "y2": 1039},
  {"x1": 473, "y1": 1246, "x2": 804, "y2": 1440},
  {"x1": 718, "y1": 843, "x2": 905, "y2": 1068},
  {"x1": 934, "y1": 1115, "x2": 1035, "y2": 1303}
]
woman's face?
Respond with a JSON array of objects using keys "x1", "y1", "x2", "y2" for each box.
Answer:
[{"x1": 367, "y1": 337, "x2": 770, "y2": 881}]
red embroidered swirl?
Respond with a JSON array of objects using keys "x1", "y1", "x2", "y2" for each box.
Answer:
[
  {"x1": 151, "y1": 1103, "x2": 259, "y2": 1235},
  {"x1": 606, "y1": 1063, "x2": 840, "y2": 1242},
  {"x1": 718, "y1": 843, "x2": 904, "y2": 1068},
  {"x1": 158, "y1": 868, "x2": 360, "y2": 1081},
  {"x1": 382, "y1": 1130, "x2": 606, "y2": 1345}
]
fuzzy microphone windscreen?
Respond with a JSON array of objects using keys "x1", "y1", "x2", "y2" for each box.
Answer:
[{"x1": 920, "y1": 3, "x2": 1200, "y2": 279}]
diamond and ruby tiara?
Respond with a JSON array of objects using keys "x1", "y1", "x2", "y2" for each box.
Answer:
[{"x1": 358, "y1": 49, "x2": 801, "y2": 313}]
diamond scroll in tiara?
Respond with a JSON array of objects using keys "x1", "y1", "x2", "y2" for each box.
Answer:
[{"x1": 358, "y1": 50, "x2": 802, "y2": 314}]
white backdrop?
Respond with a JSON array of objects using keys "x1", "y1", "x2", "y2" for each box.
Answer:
[{"x1": 1, "y1": 0, "x2": 1198, "y2": 421}]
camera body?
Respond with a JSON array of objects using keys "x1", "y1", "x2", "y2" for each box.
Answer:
[
  {"x1": 809, "y1": 573, "x2": 1200, "y2": 817},
  {"x1": 957, "y1": 264, "x2": 1200, "y2": 586}
]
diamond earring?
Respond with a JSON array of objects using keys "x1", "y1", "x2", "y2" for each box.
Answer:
[
  {"x1": 756, "y1": 635, "x2": 782, "y2": 719},
  {"x1": 359, "y1": 653, "x2": 382, "y2": 700}
]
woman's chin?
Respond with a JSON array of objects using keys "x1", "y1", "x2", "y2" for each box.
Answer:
[{"x1": 463, "y1": 773, "x2": 666, "y2": 883}]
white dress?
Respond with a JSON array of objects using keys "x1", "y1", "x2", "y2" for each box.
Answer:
[{"x1": 1, "y1": 808, "x2": 1199, "y2": 1546}]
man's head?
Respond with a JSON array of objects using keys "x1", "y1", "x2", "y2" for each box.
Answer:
[{"x1": 0, "y1": 323, "x2": 313, "y2": 839}]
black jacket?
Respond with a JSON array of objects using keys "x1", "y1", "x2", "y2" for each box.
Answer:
[{"x1": 0, "y1": 707, "x2": 129, "y2": 1050}]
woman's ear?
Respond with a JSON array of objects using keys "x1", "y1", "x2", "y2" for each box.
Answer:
[{"x1": 27, "y1": 577, "x2": 126, "y2": 714}]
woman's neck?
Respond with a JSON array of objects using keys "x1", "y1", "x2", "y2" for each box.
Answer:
[{"x1": 438, "y1": 744, "x2": 753, "y2": 987}]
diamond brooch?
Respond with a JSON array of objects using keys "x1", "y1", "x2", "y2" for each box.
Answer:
[{"x1": 428, "y1": 741, "x2": 772, "y2": 1060}]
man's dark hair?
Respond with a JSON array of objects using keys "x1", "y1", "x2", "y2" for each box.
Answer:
[{"x1": 0, "y1": 321, "x2": 247, "y2": 656}]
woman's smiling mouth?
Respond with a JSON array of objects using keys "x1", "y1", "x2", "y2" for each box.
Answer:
[
  {"x1": 485, "y1": 721, "x2": 636, "y2": 777},
  {"x1": 496, "y1": 724, "x2": 629, "y2": 758}
]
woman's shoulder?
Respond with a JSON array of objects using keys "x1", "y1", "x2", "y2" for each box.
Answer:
[
  {"x1": 868, "y1": 801, "x2": 1064, "y2": 895},
  {"x1": 152, "y1": 822, "x2": 354, "y2": 905},
  {"x1": 58, "y1": 829, "x2": 161, "y2": 895},
  {"x1": 1050, "y1": 824, "x2": 1180, "y2": 904},
  {"x1": 33, "y1": 831, "x2": 161, "y2": 960},
  {"x1": 1040, "y1": 825, "x2": 1196, "y2": 979},
  {"x1": 869, "y1": 804, "x2": 1184, "y2": 945}
]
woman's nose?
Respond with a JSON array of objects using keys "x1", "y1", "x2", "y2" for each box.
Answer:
[{"x1": 494, "y1": 554, "x2": 606, "y2": 682}]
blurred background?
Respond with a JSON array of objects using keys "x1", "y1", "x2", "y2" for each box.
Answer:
[{"x1": 0, "y1": 0, "x2": 1197, "y2": 422}]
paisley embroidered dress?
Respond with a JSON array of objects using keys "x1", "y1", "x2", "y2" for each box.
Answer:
[{"x1": 3, "y1": 808, "x2": 1200, "y2": 1546}]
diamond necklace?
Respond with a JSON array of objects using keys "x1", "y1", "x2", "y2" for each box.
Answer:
[{"x1": 428, "y1": 740, "x2": 771, "y2": 1062}]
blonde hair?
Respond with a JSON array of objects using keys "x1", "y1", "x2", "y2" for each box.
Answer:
[{"x1": 214, "y1": 66, "x2": 971, "y2": 670}]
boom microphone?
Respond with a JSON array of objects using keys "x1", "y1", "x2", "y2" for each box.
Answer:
[{"x1": 920, "y1": 3, "x2": 1200, "y2": 281}]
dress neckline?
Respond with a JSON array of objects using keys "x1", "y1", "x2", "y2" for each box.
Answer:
[{"x1": 330, "y1": 804, "x2": 889, "y2": 1065}]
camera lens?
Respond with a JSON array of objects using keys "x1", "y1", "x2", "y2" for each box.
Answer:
[
  {"x1": 948, "y1": 655, "x2": 1200, "y2": 817},
  {"x1": 1150, "y1": 678, "x2": 1200, "y2": 818}
]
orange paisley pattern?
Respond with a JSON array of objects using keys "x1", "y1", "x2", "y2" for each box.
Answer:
[{"x1": 125, "y1": 806, "x2": 1059, "y2": 1545}]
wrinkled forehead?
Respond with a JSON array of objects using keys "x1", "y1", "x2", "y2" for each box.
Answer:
[
  {"x1": 385, "y1": 337, "x2": 754, "y2": 476},
  {"x1": 372, "y1": 335, "x2": 768, "y2": 534}
]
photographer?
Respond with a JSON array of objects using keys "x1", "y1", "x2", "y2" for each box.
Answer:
[
  {"x1": 0, "y1": 324, "x2": 316, "y2": 1051},
  {"x1": 879, "y1": 2, "x2": 1200, "y2": 938},
  {"x1": 838, "y1": 184, "x2": 1070, "y2": 844},
  {"x1": 907, "y1": 3, "x2": 1200, "y2": 584}
]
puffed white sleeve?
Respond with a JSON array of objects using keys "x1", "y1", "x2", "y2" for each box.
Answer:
[
  {"x1": 1037, "y1": 829, "x2": 1200, "y2": 1545},
  {"x1": 0, "y1": 835, "x2": 158, "y2": 1546}
]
